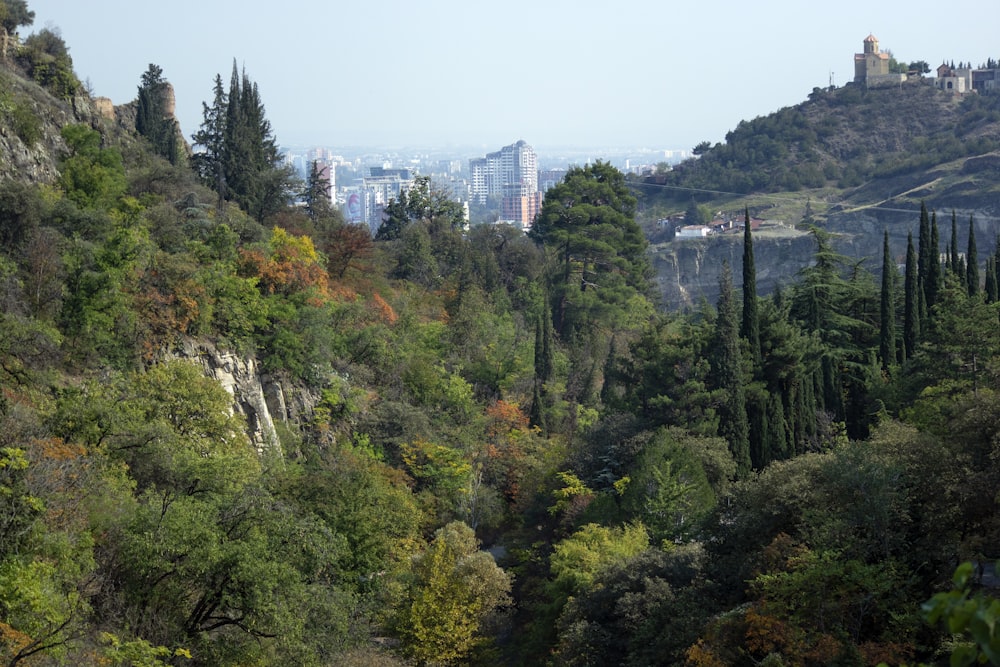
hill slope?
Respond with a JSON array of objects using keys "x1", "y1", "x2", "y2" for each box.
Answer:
[
  {"x1": 651, "y1": 80, "x2": 1000, "y2": 210},
  {"x1": 640, "y1": 80, "x2": 1000, "y2": 308}
]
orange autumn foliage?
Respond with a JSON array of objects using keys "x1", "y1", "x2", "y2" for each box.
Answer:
[
  {"x1": 370, "y1": 293, "x2": 398, "y2": 325},
  {"x1": 239, "y1": 227, "x2": 331, "y2": 300}
]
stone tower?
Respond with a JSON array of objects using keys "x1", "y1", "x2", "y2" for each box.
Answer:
[{"x1": 855, "y1": 34, "x2": 890, "y2": 83}]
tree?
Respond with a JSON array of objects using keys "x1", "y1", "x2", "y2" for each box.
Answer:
[
  {"x1": 904, "y1": 232, "x2": 919, "y2": 360},
  {"x1": 394, "y1": 521, "x2": 511, "y2": 664},
  {"x1": 950, "y1": 211, "x2": 962, "y2": 282},
  {"x1": 135, "y1": 64, "x2": 179, "y2": 164},
  {"x1": 0, "y1": 0, "x2": 33, "y2": 35},
  {"x1": 967, "y1": 215, "x2": 979, "y2": 298},
  {"x1": 713, "y1": 263, "x2": 751, "y2": 478},
  {"x1": 58, "y1": 125, "x2": 127, "y2": 211},
  {"x1": 880, "y1": 230, "x2": 897, "y2": 371},
  {"x1": 190, "y1": 74, "x2": 227, "y2": 209},
  {"x1": 918, "y1": 202, "x2": 931, "y2": 310},
  {"x1": 303, "y1": 160, "x2": 332, "y2": 220},
  {"x1": 987, "y1": 256, "x2": 998, "y2": 303},
  {"x1": 924, "y1": 563, "x2": 1000, "y2": 667},
  {"x1": 742, "y1": 208, "x2": 761, "y2": 365},
  {"x1": 193, "y1": 62, "x2": 297, "y2": 221},
  {"x1": 529, "y1": 161, "x2": 650, "y2": 338},
  {"x1": 376, "y1": 176, "x2": 465, "y2": 241},
  {"x1": 18, "y1": 28, "x2": 79, "y2": 99}
]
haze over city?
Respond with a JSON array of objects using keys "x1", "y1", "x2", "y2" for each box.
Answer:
[{"x1": 23, "y1": 0, "x2": 1000, "y2": 155}]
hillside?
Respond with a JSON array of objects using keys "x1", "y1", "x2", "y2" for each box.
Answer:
[
  {"x1": 5, "y1": 5, "x2": 1000, "y2": 666},
  {"x1": 647, "y1": 80, "x2": 1000, "y2": 209},
  {"x1": 637, "y1": 81, "x2": 1000, "y2": 308}
]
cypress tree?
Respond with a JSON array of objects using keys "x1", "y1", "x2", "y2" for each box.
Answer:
[
  {"x1": 136, "y1": 63, "x2": 179, "y2": 164},
  {"x1": 879, "y1": 230, "x2": 896, "y2": 371},
  {"x1": 927, "y1": 210, "x2": 941, "y2": 311},
  {"x1": 741, "y1": 208, "x2": 760, "y2": 365},
  {"x1": 529, "y1": 381, "x2": 546, "y2": 433},
  {"x1": 967, "y1": 215, "x2": 979, "y2": 297},
  {"x1": 748, "y1": 394, "x2": 768, "y2": 471},
  {"x1": 713, "y1": 263, "x2": 751, "y2": 478},
  {"x1": 903, "y1": 232, "x2": 919, "y2": 360},
  {"x1": 767, "y1": 392, "x2": 789, "y2": 462},
  {"x1": 986, "y1": 256, "x2": 998, "y2": 303},
  {"x1": 917, "y1": 201, "x2": 930, "y2": 296},
  {"x1": 949, "y1": 211, "x2": 961, "y2": 280}
]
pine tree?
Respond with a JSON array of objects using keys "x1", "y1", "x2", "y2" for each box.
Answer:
[
  {"x1": 904, "y1": 232, "x2": 919, "y2": 360},
  {"x1": 193, "y1": 60, "x2": 296, "y2": 222},
  {"x1": 303, "y1": 160, "x2": 332, "y2": 220},
  {"x1": 191, "y1": 73, "x2": 228, "y2": 210},
  {"x1": 879, "y1": 230, "x2": 896, "y2": 371},
  {"x1": 741, "y1": 208, "x2": 760, "y2": 365},
  {"x1": 967, "y1": 215, "x2": 979, "y2": 297},
  {"x1": 713, "y1": 262, "x2": 751, "y2": 478}
]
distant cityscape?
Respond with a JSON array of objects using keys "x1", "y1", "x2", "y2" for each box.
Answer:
[{"x1": 281, "y1": 141, "x2": 692, "y2": 233}]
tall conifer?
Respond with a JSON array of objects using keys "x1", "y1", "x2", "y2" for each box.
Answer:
[
  {"x1": 713, "y1": 263, "x2": 751, "y2": 478},
  {"x1": 927, "y1": 210, "x2": 941, "y2": 312},
  {"x1": 904, "y1": 232, "x2": 919, "y2": 360},
  {"x1": 967, "y1": 215, "x2": 979, "y2": 297},
  {"x1": 879, "y1": 230, "x2": 896, "y2": 371},
  {"x1": 191, "y1": 73, "x2": 228, "y2": 210},
  {"x1": 917, "y1": 201, "x2": 930, "y2": 296},
  {"x1": 949, "y1": 211, "x2": 961, "y2": 280},
  {"x1": 136, "y1": 63, "x2": 179, "y2": 164},
  {"x1": 741, "y1": 208, "x2": 760, "y2": 365},
  {"x1": 986, "y1": 256, "x2": 998, "y2": 303}
]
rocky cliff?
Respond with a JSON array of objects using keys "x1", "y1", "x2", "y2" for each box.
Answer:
[
  {"x1": 651, "y1": 227, "x2": 818, "y2": 309},
  {"x1": 651, "y1": 213, "x2": 1000, "y2": 310},
  {"x1": 168, "y1": 340, "x2": 322, "y2": 455}
]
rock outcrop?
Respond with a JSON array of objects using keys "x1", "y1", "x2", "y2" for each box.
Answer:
[{"x1": 169, "y1": 340, "x2": 281, "y2": 454}]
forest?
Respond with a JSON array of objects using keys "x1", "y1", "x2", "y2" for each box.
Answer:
[{"x1": 2, "y1": 2, "x2": 1000, "y2": 665}]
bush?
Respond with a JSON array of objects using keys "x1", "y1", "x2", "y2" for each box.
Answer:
[{"x1": 17, "y1": 29, "x2": 79, "y2": 99}]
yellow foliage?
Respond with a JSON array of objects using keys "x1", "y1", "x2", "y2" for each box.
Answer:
[{"x1": 685, "y1": 639, "x2": 726, "y2": 667}]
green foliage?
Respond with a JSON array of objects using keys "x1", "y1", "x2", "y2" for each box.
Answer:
[
  {"x1": 712, "y1": 262, "x2": 750, "y2": 477},
  {"x1": 0, "y1": 88, "x2": 41, "y2": 145},
  {"x1": 617, "y1": 427, "x2": 727, "y2": 542},
  {"x1": 17, "y1": 28, "x2": 79, "y2": 99},
  {"x1": 58, "y1": 124, "x2": 127, "y2": 210},
  {"x1": 393, "y1": 521, "x2": 511, "y2": 664},
  {"x1": 530, "y1": 160, "x2": 651, "y2": 339},
  {"x1": 552, "y1": 545, "x2": 708, "y2": 666},
  {"x1": 0, "y1": 0, "x2": 34, "y2": 34},
  {"x1": 192, "y1": 63, "x2": 298, "y2": 221},
  {"x1": 924, "y1": 563, "x2": 1000, "y2": 666},
  {"x1": 99, "y1": 633, "x2": 191, "y2": 667},
  {"x1": 135, "y1": 63, "x2": 180, "y2": 164}
]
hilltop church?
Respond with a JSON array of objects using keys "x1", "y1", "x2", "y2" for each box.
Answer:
[{"x1": 854, "y1": 34, "x2": 907, "y2": 88}]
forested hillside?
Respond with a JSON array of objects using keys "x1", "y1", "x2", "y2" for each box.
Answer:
[
  {"x1": 642, "y1": 82, "x2": 1000, "y2": 206},
  {"x1": 2, "y1": 3, "x2": 1000, "y2": 666}
]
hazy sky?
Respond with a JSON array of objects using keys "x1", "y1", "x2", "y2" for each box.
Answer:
[{"x1": 22, "y1": 0, "x2": 1000, "y2": 153}]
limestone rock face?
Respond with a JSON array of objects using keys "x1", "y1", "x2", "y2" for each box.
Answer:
[{"x1": 169, "y1": 340, "x2": 281, "y2": 454}]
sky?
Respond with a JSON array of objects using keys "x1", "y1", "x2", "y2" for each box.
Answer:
[{"x1": 21, "y1": 0, "x2": 1000, "y2": 154}]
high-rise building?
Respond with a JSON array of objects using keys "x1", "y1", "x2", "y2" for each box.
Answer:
[
  {"x1": 469, "y1": 140, "x2": 541, "y2": 228},
  {"x1": 357, "y1": 167, "x2": 415, "y2": 235}
]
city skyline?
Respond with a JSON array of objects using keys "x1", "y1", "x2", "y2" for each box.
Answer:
[{"x1": 23, "y1": 1, "x2": 1000, "y2": 155}]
